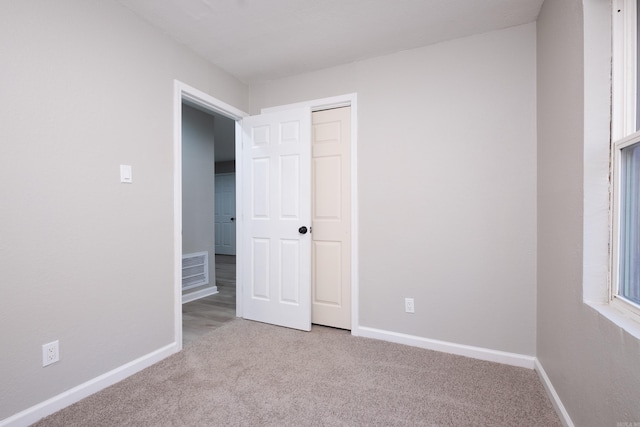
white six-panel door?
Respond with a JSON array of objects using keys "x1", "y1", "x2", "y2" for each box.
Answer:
[
  {"x1": 311, "y1": 107, "x2": 351, "y2": 329},
  {"x1": 241, "y1": 107, "x2": 312, "y2": 331},
  {"x1": 214, "y1": 173, "x2": 236, "y2": 255}
]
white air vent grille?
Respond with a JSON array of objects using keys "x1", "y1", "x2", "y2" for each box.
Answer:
[{"x1": 182, "y1": 252, "x2": 208, "y2": 291}]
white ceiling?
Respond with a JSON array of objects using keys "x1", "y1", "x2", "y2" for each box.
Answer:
[{"x1": 118, "y1": 0, "x2": 544, "y2": 84}]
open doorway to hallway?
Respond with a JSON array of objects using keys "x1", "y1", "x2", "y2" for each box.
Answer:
[
  {"x1": 174, "y1": 85, "x2": 358, "y2": 341},
  {"x1": 181, "y1": 100, "x2": 237, "y2": 346}
]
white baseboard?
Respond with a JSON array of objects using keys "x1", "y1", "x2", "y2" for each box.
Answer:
[
  {"x1": 534, "y1": 358, "x2": 574, "y2": 427},
  {"x1": 356, "y1": 326, "x2": 535, "y2": 369},
  {"x1": 182, "y1": 286, "x2": 218, "y2": 304},
  {"x1": 0, "y1": 343, "x2": 179, "y2": 427}
]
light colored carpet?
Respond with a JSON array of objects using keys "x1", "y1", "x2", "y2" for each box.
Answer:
[{"x1": 33, "y1": 320, "x2": 561, "y2": 426}]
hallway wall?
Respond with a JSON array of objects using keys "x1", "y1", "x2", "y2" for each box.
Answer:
[{"x1": 182, "y1": 104, "x2": 217, "y2": 293}]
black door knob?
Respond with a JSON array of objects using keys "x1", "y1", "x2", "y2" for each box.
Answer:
[
  {"x1": 230, "y1": 217, "x2": 235, "y2": 222},
  {"x1": 298, "y1": 226, "x2": 308, "y2": 235}
]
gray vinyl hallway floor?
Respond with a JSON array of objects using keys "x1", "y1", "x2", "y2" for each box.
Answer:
[{"x1": 182, "y1": 255, "x2": 236, "y2": 346}]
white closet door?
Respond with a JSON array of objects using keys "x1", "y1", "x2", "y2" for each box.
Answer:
[{"x1": 311, "y1": 107, "x2": 351, "y2": 330}]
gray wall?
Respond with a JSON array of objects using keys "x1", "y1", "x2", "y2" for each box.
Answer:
[
  {"x1": 537, "y1": 0, "x2": 640, "y2": 425},
  {"x1": 0, "y1": 0, "x2": 247, "y2": 419},
  {"x1": 182, "y1": 105, "x2": 216, "y2": 292},
  {"x1": 251, "y1": 23, "x2": 538, "y2": 356}
]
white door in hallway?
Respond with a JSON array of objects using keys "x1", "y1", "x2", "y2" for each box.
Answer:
[
  {"x1": 311, "y1": 107, "x2": 351, "y2": 330},
  {"x1": 215, "y1": 173, "x2": 236, "y2": 255},
  {"x1": 241, "y1": 107, "x2": 312, "y2": 331}
]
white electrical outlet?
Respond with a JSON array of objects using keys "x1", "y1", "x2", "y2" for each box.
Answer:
[
  {"x1": 42, "y1": 340, "x2": 60, "y2": 367},
  {"x1": 405, "y1": 298, "x2": 415, "y2": 313}
]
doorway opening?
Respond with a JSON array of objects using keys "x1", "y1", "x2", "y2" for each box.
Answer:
[
  {"x1": 173, "y1": 81, "x2": 359, "y2": 347},
  {"x1": 181, "y1": 104, "x2": 238, "y2": 346},
  {"x1": 174, "y1": 81, "x2": 247, "y2": 348}
]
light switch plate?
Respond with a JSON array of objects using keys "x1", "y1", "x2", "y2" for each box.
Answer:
[{"x1": 120, "y1": 165, "x2": 132, "y2": 183}]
